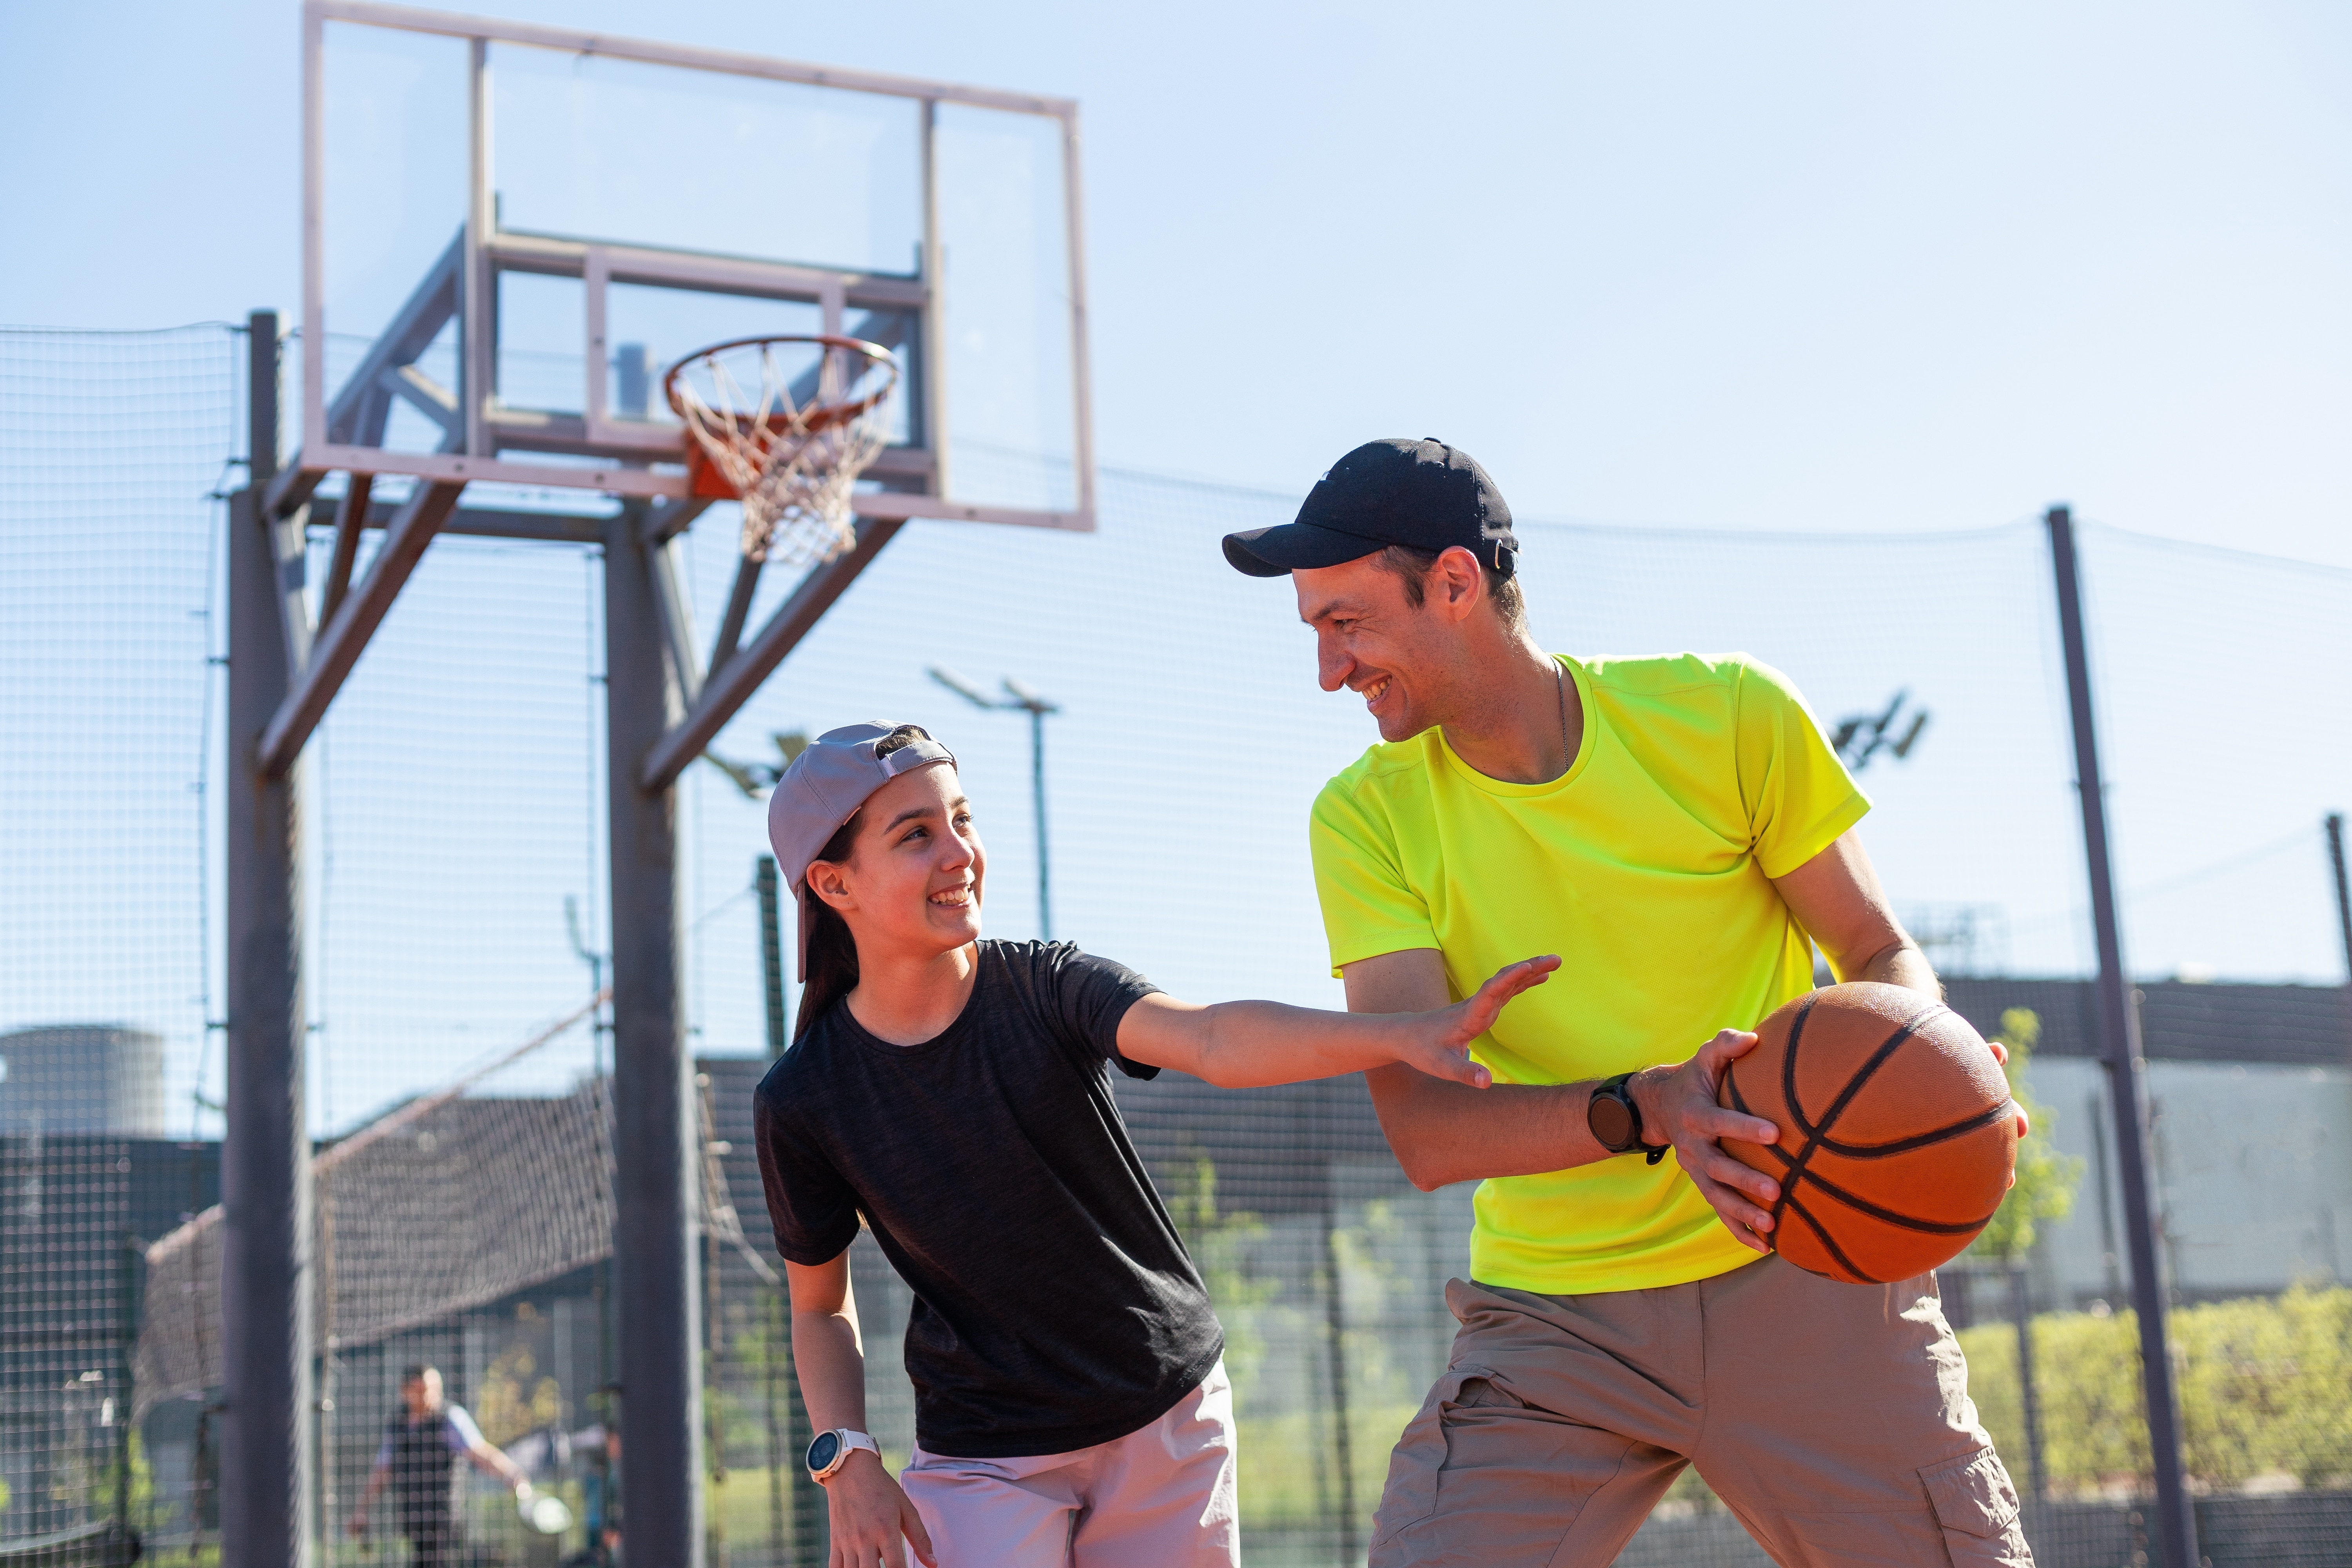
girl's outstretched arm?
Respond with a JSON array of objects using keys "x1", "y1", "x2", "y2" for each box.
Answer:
[{"x1": 1116, "y1": 955, "x2": 1558, "y2": 1089}]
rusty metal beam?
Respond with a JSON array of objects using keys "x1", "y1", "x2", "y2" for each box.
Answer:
[
  {"x1": 639, "y1": 518, "x2": 903, "y2": 791},
  {"x1": 259, "y1": 479, "x2": 464, "y2": 776}
]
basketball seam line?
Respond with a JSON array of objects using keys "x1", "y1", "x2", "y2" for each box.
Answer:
[
  {"x1": 1774, "y1": 1004, "x2": 1930, "y2": 1243},
  {"x1": 1728, "y1": 1094, "x2": 2014, "y2": 1164},
  {"x1": 1808, "y1": 1096, "x2": 2020, "y2": 1158},
  {"x1": 1793, "y1": 1165, "x2": 2002, "y2": 1236},
  {"x1": 1759, "y1": 995, "x2": 1962, "y2": 1278},
  {"x1": 1780, "y1": 1194, "x2": 1871, "y2": 1282}
]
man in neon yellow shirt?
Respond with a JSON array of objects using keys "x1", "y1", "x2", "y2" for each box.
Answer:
[{"x1": 1224, "y1": 439, "x2": 2033, "y2": 1567}]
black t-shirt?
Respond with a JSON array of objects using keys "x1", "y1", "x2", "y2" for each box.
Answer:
[{"x1": 753, "y1": 939, "x2": 1225, "y2": 1459}]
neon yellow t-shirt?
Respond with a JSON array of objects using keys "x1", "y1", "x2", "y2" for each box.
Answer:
[{"x1": 1309, "y1": 652, "x2": 1869, "y2": 1296}]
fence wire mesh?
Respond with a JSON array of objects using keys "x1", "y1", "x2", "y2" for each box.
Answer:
[{"x1": 2, "y1": 323, "x2": 2349, "y2": 1567}]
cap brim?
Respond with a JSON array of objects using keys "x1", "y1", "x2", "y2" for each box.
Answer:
[{"x1": 1221, "y1": 523, "x2": 1385, "y2": 578}]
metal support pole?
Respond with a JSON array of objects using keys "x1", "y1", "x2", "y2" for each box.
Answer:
[
  {"x1": 2045, "y1": 505, "x2": 2198, "y2": 1568},
  {"x1": 221, "y1": 309, "x2": 314, "y2": 1568},
  {"x1": 1029, "y1": 705, "x2": 1053, "y2": 942},
  {"x1": 761, "y1": 1286, "x2": 789, "y2": 1566},
  {"x1": 114, "y1": 1228, "x2": 136, "y2": 1534},
  {"x1": 755, "y1": 855, "x2": 818, "y2": 1561},
  {"x1": 2326, "y1": 813, "x2": 2352, "y2": 1062},
  {"x1": 758, "y1": 856, "x2": 788, "y2": 1058},
  {"x1": 605, "y1": 505, "x2": 706, "y2": 1568},
  {"x1": 1319, "y1": 1185, "x2": 1357, "y2": 1564},
  {"x1": 2009, "y1": 1267, "x2": 2047, "y2": 1504}
]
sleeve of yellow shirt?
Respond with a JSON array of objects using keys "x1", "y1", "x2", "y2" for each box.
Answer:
[
  {"x1": 1732, "y1": 655, "x2": 1872, "y2": 879},
  {"x1": 1309, "y1": 773, "x2": 1438, "y2": 976}
]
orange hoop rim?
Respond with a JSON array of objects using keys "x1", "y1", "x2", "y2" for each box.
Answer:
[{"x1": 662, "y1": 333, "x2": 901, "y2": 436}]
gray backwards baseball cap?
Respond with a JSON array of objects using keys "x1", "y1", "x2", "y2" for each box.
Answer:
[{"x1": 767, "y1": 722, "x2": 958, "y2": 969}]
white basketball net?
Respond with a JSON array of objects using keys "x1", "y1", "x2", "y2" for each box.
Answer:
[{"x1": 669, "y1": 338, "x2": 898, "y2": 568}]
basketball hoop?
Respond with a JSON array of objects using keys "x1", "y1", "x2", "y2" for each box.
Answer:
[{"x1": 664, "y1": 335, "x2": 900, "y2": 568}]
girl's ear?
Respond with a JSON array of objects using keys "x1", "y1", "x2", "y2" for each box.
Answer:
[{"x1": 806, "y1": 860, "x2": 854, "y2": 914}]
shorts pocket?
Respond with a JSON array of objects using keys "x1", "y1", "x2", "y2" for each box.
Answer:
[
  {"x1": 1369, "y1": 1364, "x2": 1495, "y2": 1548},
  {"x1": 1921, "y1": 1446, "x2": 2033, "y2": 1566}
]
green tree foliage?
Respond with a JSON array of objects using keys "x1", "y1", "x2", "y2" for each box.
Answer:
[
  {"x1": 2172, "y1": 1286, "x2": 2352, "y2": 1489},
  {"x1": 1961, "y1": 1287, "x2": 2352, "y2": 1494},
  {"x1": 1968, "y1": 1008, "x2": 2084, "y2": 1264}
]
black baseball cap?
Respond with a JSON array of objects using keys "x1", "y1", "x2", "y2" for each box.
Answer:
[{"x1": 1222, "y1": 437, "x2": 1517, "y2": 579}]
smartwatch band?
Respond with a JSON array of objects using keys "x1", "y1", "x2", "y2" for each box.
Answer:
[
  {"x1": 806, "y1": 1427, "x2": 879, "y2": 1483},
  {"x1": 1589, "y1": 1072, "x2": 1669, "y2": 1165}
]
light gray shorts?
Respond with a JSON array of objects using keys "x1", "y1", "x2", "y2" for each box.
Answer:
[
  {"x1": 902, "y1": 1360, "x2": 1238, "y2": 1568},
  {"x1": 1371, "y1": 1258, "x2": 2033, "y2": 1568}
]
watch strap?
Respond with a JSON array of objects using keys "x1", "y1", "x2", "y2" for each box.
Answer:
[
  {"x1": 1592, "y1": 1072, "x2": 1670, "y2": 1164},
  {"x1": 809, "y1": 1428, "x2": 879, "y2": 1481}
]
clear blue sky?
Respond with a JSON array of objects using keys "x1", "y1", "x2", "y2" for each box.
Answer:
[
  {"x1": 4, "y1": 1, "x2": 2349, "y2": 561},
  {"x1": 5, "y1": 3, "x2": 2351, "y2": 1136}
]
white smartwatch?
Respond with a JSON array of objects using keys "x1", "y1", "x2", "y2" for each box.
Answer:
[{"x1": 806, "y1": 1427, "x2": 880, "y2": 1483}]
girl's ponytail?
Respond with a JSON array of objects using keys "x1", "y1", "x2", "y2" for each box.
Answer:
[{"x1": 794, "y1": 879, "x2": 859, "y2": 1040}]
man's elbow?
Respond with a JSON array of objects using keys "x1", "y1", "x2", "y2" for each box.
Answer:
[
  {"x1": 1379, "y1": 1120, "x2": 1455, "y2": 1192},
  {"x1": 1402, "y1": 1159, "x2": 1450, "y2": 1194},
  {"x1": 1367, "y1": 1075, "x2": 1457, "y2": 1190}
]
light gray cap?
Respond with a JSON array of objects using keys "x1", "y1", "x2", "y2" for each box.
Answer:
[{"x1": 768, "y1": 723, "x2": 957, "y2": 975}]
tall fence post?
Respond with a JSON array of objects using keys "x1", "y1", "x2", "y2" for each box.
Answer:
[
  {"x1": 221, "y1": 309, "x2": 314, "y2": 1568},
  {"x1": 606, "y1": 501, "x2": 704, "y2": 1568},
  {"x1": 2009, "y1": 1267, "x2": 2048, "y2": 1504},
  {"x1": 756, "y1": 853, "x2": 819, "y2": 1564},
  {"x1": 759, "y1": 855, "x2": 788, "y2": 1060},
  {"x1": 2045, "y1": 505, "x2": 2200, "y2": 1568},
  {"x1": 2325, "y1": 813, "x2": 2351, "y2": 1062}
]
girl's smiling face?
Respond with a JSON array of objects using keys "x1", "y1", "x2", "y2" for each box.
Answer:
[{"x1": 804, "y1": 762, "x2": 986, "y2": 960}]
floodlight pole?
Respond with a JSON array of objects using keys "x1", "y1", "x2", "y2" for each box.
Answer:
[
  {"x1": 927, "y1": 670, "x2": 1060, "y2": 940},
  {"x1": 2327, "y1": 815, "x2": 2352, "y2": 1041},
  {"x1": 2045, "y1": 505, "x2": 2198, "y2": 1568},
  {"x1": 221, "y1": 310, "x2": 315, "y2": 1568},
  {"x1": 1024, "y1": 700, "x2": 1055, "y2": 942}
]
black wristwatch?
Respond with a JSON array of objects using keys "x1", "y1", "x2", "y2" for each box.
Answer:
[{"x1": 1588, "y1": 1072, "x2": 1668, "y2": 1164}]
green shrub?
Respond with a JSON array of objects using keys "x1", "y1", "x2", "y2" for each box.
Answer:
[{"x1": 1959, "y1": 1286, "x2": 2352, "y2": 1495}]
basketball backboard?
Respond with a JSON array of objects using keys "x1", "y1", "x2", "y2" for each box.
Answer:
[{"x1": 291, "y1": 0, "x2": 1093, "y2": 529}]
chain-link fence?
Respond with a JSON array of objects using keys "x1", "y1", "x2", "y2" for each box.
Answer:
[{"x1": 4, "y1": 323, "x2": 2349, "y2": 1566}]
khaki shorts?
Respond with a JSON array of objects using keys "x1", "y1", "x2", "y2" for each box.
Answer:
[
  {"x1": 1371, "y1": 1259, "x2": 2032, "y2": 1568},
  {"x1": 901, "y1": 1361, "x2": 1238, "y2": 1568}
]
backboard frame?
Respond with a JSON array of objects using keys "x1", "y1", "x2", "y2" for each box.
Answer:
[{"x1": 287, "y1": 0, "x2": 1096, "y2": 531}]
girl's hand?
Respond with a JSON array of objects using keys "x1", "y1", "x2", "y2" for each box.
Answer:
[
  {"x1": 1396, "y1": 956, "x2": 1561, "y2": 1088},
  {"x1": 826, "y1": 1450, "x2": 935, "y2": 1568}
]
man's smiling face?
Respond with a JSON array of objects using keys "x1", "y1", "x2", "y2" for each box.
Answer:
[{"x1": 1293, "y1": 553, "x2": 1456, "y2": 744}]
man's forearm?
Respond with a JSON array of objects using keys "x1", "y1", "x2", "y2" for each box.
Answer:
[{"x1": 1365, "y1": 1065, "x2": 1620, "y2": 1191}]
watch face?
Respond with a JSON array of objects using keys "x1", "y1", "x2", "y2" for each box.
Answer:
[
  {"x1": 1588, "y1": 1091, "x2": 1636, "y2": 1152},
  {"x1": 806, "y1": 1431, "x2": 841, "y2": 1474}
]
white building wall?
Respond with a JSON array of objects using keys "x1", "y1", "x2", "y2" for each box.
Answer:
[{"x1": 2023, "y1": 1056, "x2": 2352, "y2": 1307}]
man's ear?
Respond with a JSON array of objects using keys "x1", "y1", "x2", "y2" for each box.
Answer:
[
  {"x1": 1432, "y1": 546, "x2": 1485, "y2": 621},
  {"x1": 806, "y1": 859, "x2": 855, "y2": 914}
]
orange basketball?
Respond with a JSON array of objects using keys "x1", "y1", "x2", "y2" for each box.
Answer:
[{"x1": 1716, "y1": 982, "x2": 2017, "y2": 1285}]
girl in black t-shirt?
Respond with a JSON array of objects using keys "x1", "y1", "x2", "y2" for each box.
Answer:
[{"x1": 755, "y1": 722, "x2": 1553, "y2": 1568}]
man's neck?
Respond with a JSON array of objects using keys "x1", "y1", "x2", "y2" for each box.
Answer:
[
  {"x1": 1438, "y1": 637, "x2": 1583, "y2": 786},
  {"x1": 846, "y1": 940, "x2": 982, "y2": 1047}
]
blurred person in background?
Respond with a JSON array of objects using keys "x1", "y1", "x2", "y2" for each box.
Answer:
[{"x1": 348, "y1": 1363, "x2": 535, "y2": 1566}]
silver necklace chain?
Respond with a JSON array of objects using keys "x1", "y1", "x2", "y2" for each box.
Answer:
[{"x1": 1553, "y1": 660, "x2": 1570, "y2": 779}]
